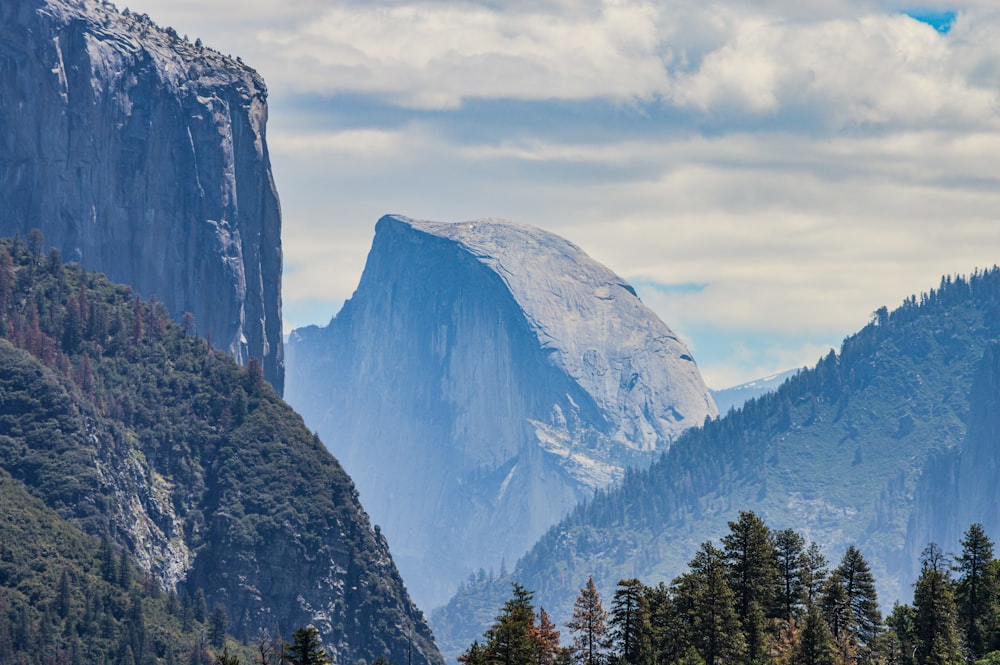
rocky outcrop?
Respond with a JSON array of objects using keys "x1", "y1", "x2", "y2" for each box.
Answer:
[
  {"x1": 0, "y1": 0, "x2": 283, "y2": 391},
  {"x1": 285, "y1": 215, "x2": 717, "y2": 609}
]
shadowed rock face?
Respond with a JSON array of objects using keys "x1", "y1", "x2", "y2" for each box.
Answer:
[
  {"x1": 286, "y1": 214, "x2": 717, "y2": 609},
  {"x1": 906, "y1": 341, "x2": 1000, "y2": 577},
  {"x1": 0, "y1": 0, "x2": 283, "y2": 392}
]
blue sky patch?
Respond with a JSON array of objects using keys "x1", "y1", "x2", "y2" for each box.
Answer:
[{"x1": 903, "y1": 9, "x2": 957, "y2": 34}]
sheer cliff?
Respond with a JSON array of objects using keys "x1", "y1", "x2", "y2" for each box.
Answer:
[
  {"x1": 285, "y1": 214, "x2": 717, "y2": 610},
  {"x1": 0, "y1": 0, "x2": 284, "y2": 392},
  {"x1": 904, "y1": 340, "x2": 1000, "y2": 578},
  {"x1": 0, "y1": 239, "x2": 441, "y2": 665}
]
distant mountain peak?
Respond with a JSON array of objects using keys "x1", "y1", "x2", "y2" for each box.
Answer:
[
  {"x1": 383, "y1": 214, "x2": 717, "y2": 449},
  {"x1": 287, "y1": 214, "x2": 716, "y2": 609}
]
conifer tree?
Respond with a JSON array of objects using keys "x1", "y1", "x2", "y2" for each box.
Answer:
[
  {"x1": 285, "y1": 626, "x2": 332, "y2": 665},
  {"x1": 209, "y1": 605, "x2": 228, "y2": 649},
  {"x1": 567, "y1": 577, "x2": 608, "y2": 665},
  {"x1": 609, "y1": 579, "x2": 651, "y2": 665},
  {"x1": 722, "y1": 511, "x2": 777, "y2": 663},
  {"x1": 836, "y1": 546, "x2": 881, "y2": 663},
  {"x1": 820, "y1": 570, "x2": 854, "y2": 665},
  {"x1": 775, "y1": 529, "x2": 808, "y2": 623},
  {"x1": 913, "y1": 544, "x2": 961, "y2": 665},
  {"x1": 531, "y1": 608, "x2": 562, "y2": 665},
  {"x1": 955, "y1": 524, "x2": 996, "y2": 662},
  {"x1": 885, "y1": 604, "x2": 917, "y2": 665},
  {"x1": 803, "y1": 544, "x2": 829, "y2": 610},
  {"x1": 673, "y1": 542, "x2": 746, "y2": 665},
  {"x1": 645, "y1": 582, "x2": 684, "y2": 665},
  {"x1": 487, "y1": 584, "x2": 538, "y2": 665},
  {"x1": 793, "y1": 605, "x2": 837, "y2": 665}
]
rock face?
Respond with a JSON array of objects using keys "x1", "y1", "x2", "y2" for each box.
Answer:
[
  {"x1": 905, "y1": 341, "x2": 1000, "y2": 576},
  {"x1": 0, "y1": 0, "x2": 283, "y2": 392},
  {"x1": 285, "y1": 214, "x2": 717, "y2": 609}
]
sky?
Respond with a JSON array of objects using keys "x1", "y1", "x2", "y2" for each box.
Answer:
[{"x1": 122, "y1": 0, "x2": 1000, "y2": 389}]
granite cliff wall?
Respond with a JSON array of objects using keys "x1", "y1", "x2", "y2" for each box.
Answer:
[
  {"x1": 0, "y1": 0, "x2": 283, "y2": 391},
  {"x1": 286, "y1": 215, "x2": 717, "y2": 609}
]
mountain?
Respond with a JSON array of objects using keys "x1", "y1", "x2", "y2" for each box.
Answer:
[
  {"x1": 433, "y1": 268, "x2": 1000, "y2": 659},
  {"x1": 0, "y1": 238, "x2": 442, "y2": 665},
  {"x1": 285, "y1": 215, "x2": 717, "y2": 610},
  {"x1": 710, "y1": 368, "x2": 801, "y2": 415},
  {"x1": 0, "y1": 0, "x2": 284, "y2": 392}
]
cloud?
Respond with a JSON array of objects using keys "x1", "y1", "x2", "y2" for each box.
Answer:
[
  {"x1": 254, "y1": 1, "x2": 671, "y2": 109},
  {"x1": 128, "y1": 1, "x2": 1000, "y2": 129},
  {"x1": 122, "y1": 0, "x2": 1000, "y2": 386}
]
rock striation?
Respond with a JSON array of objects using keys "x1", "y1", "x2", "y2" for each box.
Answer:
[
  {"x1": 285, "y1": 214, "x2": 717, "y2": 609},
  {"x1": 0, "y1": 0, "x2": 284, "y2": 391}
]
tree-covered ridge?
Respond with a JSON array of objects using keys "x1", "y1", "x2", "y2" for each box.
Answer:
[
  {"x1": 0, "y1": 234, "x2": 442, "y2": 665},
  {"x1": 462, "y1": 514, "x2": 1000, "y2": 665},
  {"x1": 435, "y1": 267, "x2": 1000, "y2": 658}
]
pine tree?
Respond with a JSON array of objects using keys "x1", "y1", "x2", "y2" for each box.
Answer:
[
  {"x1": 775, "y1": 529, "x2": 808, "y2": 623},
  {"x1": 793, "y1": 606, "x2": 837, "y2": 665},
  {"x1": 885, "y1": 604, "x2": 917, "y2": 665},
  {"x1": 284, "y1": 626, "x2": 332, "y2": 665},
  {"x1": 645, "y1": 582, "x2": 684, "y2": 665},
  {"x1": 487, "y1": 583, "x2": 537, "y2": 665},
  {"x1": 531, "y1": 608, "x2": 562, "y2": 665},
  {"x1": 209, "y1": 605, "x2": 228, "y2": 649},
  {"x1": 609, "y1": 579, "x2": 651, "y2": 665},
  {"x1": 820, "y1": 570, "x2": 854, "y2": 665},
  {"x1": 567, "y1": 577, "x2": 608, "y2": 665},
  {"x1": 955, "y1": 524, "x2": 996, "y2": 662},
  {"x1": 722, "y1": 511, "x2": 777, "y2": 664},
  {"x1": 803, "y1": 544, "x2": 828, "y2": 610},
  {"x1": 673, "y1": 542, "x2": 746, "y2": 665},
  {"x1": 913, "y1": 544, "x2": 961, "y2": 665},
  {"x1": 836, "y1": 546, "x2": 881, "y2": 663},
  {"x1": 459, "y1": 641, "x2": 489, "y2": 665}
]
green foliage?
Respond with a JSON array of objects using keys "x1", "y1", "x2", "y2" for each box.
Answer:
[
  {"x1": 793, "y1": 606, "x2": 837, "y2": 665},
  {"x1": 0, "y1": 466, "x2": 231, "y2": 664},
  {"x1": 913, "y1": 544, "x2": 962, "y2": 665},
  {"x1": 459, "y1": 583, "x2": 561, "y2": 665},
  {"x1": 0, "y1": 236, "x2": 440, "y2": 665},
  {"x1": 609, "y1": 580, "x2": 651, "y2": 665},
  {"x1": 285, "y1": 626, "x2": 332, "y2": 665},
  {"x1": 956, "y1": 524, "x2": 998, "y2": 661},
  {"x1": 461, "y1": 519, "x2": 1000, "y2": 665}
]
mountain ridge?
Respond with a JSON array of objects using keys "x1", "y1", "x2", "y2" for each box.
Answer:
[
  {"x1": 432, "y1": 267, "x2": 1000, "y2": 659},
  {"x1": 0, "y1": 237, "x2": 442, "y2": 665}
]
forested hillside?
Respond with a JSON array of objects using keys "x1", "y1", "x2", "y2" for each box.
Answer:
[
  {"x1": 434, "y1": 268, "x2": 1000, "y2": 658},
  {"x1": 0, "y1": 234, "x2": 441, "y2": 665},
  {"x1": 457, "y1": 513, "x2": 1000, "y2": 665}
]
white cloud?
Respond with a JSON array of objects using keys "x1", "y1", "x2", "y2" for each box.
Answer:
[
  {"x1": 126, "y1": 1, "x2": 1000, "y2": 126},
  {"x1": 255, "y1": 1, "x2": 671, "y2": 108},
  {"x1": 122, "y1": 0, "x2": 1000, "y2": 385},
  {"x1": 670, "y1": 12, "x2": 1000, "y2": 129}
]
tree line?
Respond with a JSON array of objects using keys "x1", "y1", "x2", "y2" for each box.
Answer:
[{"x1": 460, "y1": 512, "x2": 1000, "y2": 665}]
